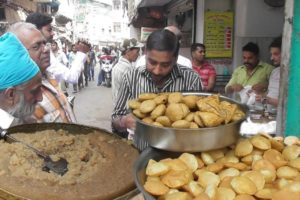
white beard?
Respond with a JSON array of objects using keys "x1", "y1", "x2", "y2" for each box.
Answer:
[{"x1": 7, "y1": 94, "x2": 36, "y2": 120}]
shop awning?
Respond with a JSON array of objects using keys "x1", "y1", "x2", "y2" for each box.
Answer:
[
  {"x1": 129, "y1": 0, "x2": 174, "y2": 28},
  {"x1": 55, "y1": 14, "x2": 72, "y2": 26},
  {"x1": 137, "y1": 0, "x2": 172, "y2": 8}
]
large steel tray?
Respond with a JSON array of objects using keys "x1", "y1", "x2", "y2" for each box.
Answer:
[{"x1": 134, "y1": 92, "x2": 248, "y2": 152}]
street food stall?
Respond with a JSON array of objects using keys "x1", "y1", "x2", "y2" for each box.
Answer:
[
  {"x1": 0, "y1": 1, "x2": 298, "y2": 199},
  {"x1": 1, "y1": 91, "x2": 299, "y2": 200},
  {"x1": 129, "y1": 92, "x2": 300, "y2": 200}
]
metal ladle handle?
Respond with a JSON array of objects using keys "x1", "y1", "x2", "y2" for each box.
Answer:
[
  {"x1": 0, "y1": 128, "x2": 48, "y2": 159},
  {"x1": 0, "y1": 128, "x2": 7, "y2": 138},
  {"x1": 0, "y1": 128, "x2": 68, "y2": 176}
]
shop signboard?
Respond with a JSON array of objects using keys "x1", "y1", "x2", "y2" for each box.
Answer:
[
  {"x1": 141, "y1": 27, "x2": 159, "y2": 42},
  {"x1": 204, "y1": 11, "x2": 233, "y2": 58}
]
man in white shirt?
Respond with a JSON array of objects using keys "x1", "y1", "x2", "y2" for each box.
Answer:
[
  {"x1": 135, "y1": 25, "x2": 192, "y2": 68},
  {"x1": 51, "y1": 40, "x2": 69, "y2": 94},
  {"x1": 256, "y1": 37, "x2": 282, "y2": 107},
  {"x1": 112, "y1": 38, "x2": 142, "y2": 106},
  {"x1": 26, "y1": 13, "x2": 90, "y2": 85},
  {"x1": 0, "y1": 33, "x2": 43, "y2": 130},
  {"x1": 51, "y1": 40, "x2": 69, "y2": 66}
]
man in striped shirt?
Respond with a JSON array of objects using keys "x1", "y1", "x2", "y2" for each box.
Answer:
[{"x1": 112, "y1": 29, "x2": 202, "y2": 138}]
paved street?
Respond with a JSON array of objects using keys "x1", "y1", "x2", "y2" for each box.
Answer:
[
  {"x1": 68, "y1": 66, "x2": 113, "y2": 132},
  {"x1": 68, "y1": 66, "x2": 144, "y2": 200}
]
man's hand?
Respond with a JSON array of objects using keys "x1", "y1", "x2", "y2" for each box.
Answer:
[
  {"x1": 122, "y1": 114, "x2": 136, "y2": 130},
  {"x1": 255, "y1": 94, "x2": 263, "y2": 102},
  {"x1": 227, "y1": 84, "x2": 244, "y2": 93},
  {"x1": 252, "y1": 83, "x2": 267, "y2": 94}
]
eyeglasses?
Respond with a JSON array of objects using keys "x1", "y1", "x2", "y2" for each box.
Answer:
[{"x1": 27, "y1": 41, "x2": 51, "y2": 52}]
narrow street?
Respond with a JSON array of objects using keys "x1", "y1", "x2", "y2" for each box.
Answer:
[
  {"x1": 69, "y1": 66, "x2": 113, "y2": 132},
  {"x1": 69, "y1": 66, "x2": 144, "y2": 200}
]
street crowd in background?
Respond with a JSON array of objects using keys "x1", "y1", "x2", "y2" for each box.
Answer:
[
  {"x1": 51, "y1": 39, "x2": 119, "y2": 94},
  {"x1": 0, "y1": 12, "x2": 282, "y2": 147}
]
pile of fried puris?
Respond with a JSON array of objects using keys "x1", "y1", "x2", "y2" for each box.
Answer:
[
  {"x1": 128, "y1": 93, "x2": 245, "y2": 128},
  {"x1": 144, "y1": 134, "x2": 300, "y2": 200}
]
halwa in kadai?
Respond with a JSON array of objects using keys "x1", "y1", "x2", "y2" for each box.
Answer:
[
  {"x1": 128, "y1": 92, "x2": 245, "y2": 128},
  {"x1": 0, "y1": 129, "x2": 139, "y2": 200}
]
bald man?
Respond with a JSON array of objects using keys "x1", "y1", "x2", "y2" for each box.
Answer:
[{"x1": 0, "y1": 32, "x2": 42, "y2": 129}]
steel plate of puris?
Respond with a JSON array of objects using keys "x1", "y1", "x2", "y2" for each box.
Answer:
[{"x1": 131, "y1": 92, "x2": 248, "y2": 152}]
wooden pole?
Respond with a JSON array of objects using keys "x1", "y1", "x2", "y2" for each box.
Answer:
[{"x1": 276, "y1": 0, "x2": 293, "y2": 136}]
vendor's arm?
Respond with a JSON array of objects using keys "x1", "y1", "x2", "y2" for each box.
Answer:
[
  {"x1": 112, "y1": 114, "x2": 136, "y2": 132},
  {"x1": 205, "y1": 69, "x2": 216, "y2": 92},
  {"x1": 225, "y1": 70, "x2": 243, "y2": 94},
  {"x1": 111, "y1": 74, "x2": 135, "y2": 132},
  {"x1": 251, "y1": 82, "x2": 268, "y2": 94},
  {"x1": 225, "y1": 84, "x2": 244, "y2": 94},
  {"x1": 266, "y1": 96, "x2": 278, "y2": 107},
  {"x1": 255, "y1": 94, "x2": 278, "y2": 107}
]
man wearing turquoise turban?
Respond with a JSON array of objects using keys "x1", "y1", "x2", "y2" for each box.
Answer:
[
  {"x1": 0, "y1": 32, "x2": 43, "y2": 129},
  {"x1": 8, "y1": 22, "x2": 76, "y2": 123}
]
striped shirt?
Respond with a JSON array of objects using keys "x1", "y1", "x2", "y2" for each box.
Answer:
[
  {"x1": 192, "y1": 62, "x2": 216, "y2": 87},
  {"x1": 112, "y1": 64, "x2": 202, "y2": 118},
  {"x1": 112, "y1": 56, "x2": 134, "y2": 106},
  {"x1": 111, "y1": 64, "x2": 202, "y2": 149}
]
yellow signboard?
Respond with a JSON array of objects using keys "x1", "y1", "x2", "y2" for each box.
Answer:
[{"x1": 204, "y1": 11, "x2": 233, "y2": 58}]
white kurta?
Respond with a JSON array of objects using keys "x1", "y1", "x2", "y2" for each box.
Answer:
[
  {"x1": 0, "y1": 108, "x2": 14, "y2": 129},
  {"x1": 47, "y1": 51, "x2": 86, "y2": 84}
]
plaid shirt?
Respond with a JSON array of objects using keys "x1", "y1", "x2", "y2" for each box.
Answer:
[
  {"x1": 33, "y1": 78, "x2": 76, "y2": 123},
  {"x1": 192, "y1": 62, "x2": 216, "y2": 87}
]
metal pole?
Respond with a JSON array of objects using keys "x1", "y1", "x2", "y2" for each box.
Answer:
[{"x1": 285, "y1": 0, "x2": 300, "y2": 136}]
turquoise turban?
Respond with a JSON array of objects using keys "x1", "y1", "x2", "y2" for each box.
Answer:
[{"x1": 0, "y1": 32, "x2": 40, "y2": 90}]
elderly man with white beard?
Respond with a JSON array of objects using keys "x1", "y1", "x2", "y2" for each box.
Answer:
[
  {"x1": 8, "y1": 22, "x2": 77, "y2": 123},
  {"x1": 0, "y1": 32, "x2": 43, "y2": 129}
]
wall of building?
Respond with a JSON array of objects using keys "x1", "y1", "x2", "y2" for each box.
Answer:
[
  {"x1": 233, "y1": 0, "x2": 284, "y2": 70},
  {"x1": 72, "y1": 0, "x2": 130, "y2": 46},
  {"x1": 165, "y1": 0, "x2": 194, "y2": 60},
  {"x1": 193, "y1": 0, "x2": 234, "y2": 74},
  {"x1": 193, "y1": 0, "x2": 284, "y2": 74},
  {"x1": 166, "y1": 0, "x2": 234, "y2": 72},
  {"x1": 128, "y1": 0, "x2": 284, "y2": 76}
]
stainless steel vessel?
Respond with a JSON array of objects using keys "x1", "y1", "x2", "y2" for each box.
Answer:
[
  {"x1": 134, "y1": 93, "x2": 248, "y2": 152},
  {"x1": 134, "y1": 147, "x2": 180, "y2": 200}
]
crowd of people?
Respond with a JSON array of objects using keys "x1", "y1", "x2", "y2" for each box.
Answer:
[
  {"x1": 0, "y1": 12, "x2": 282, "y2": 149},
  {"x1": 110, "y1": 29, "x2": 281, "y2": 142}
]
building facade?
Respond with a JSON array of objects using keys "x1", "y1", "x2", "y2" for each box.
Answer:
[
  {"x1": 0, "y1": 0, "x2": 60, "y2": 34},
  {"x1": 127, "y1": 0, "x2": 285, "y2": 75},
  {"x1": 71, "y1": 0, "x2": 130, "y2": 46}
]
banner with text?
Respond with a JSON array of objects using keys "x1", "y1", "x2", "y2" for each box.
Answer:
[{"x1": 204, "y1": 11, "x2": 233, "y2": 58}]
